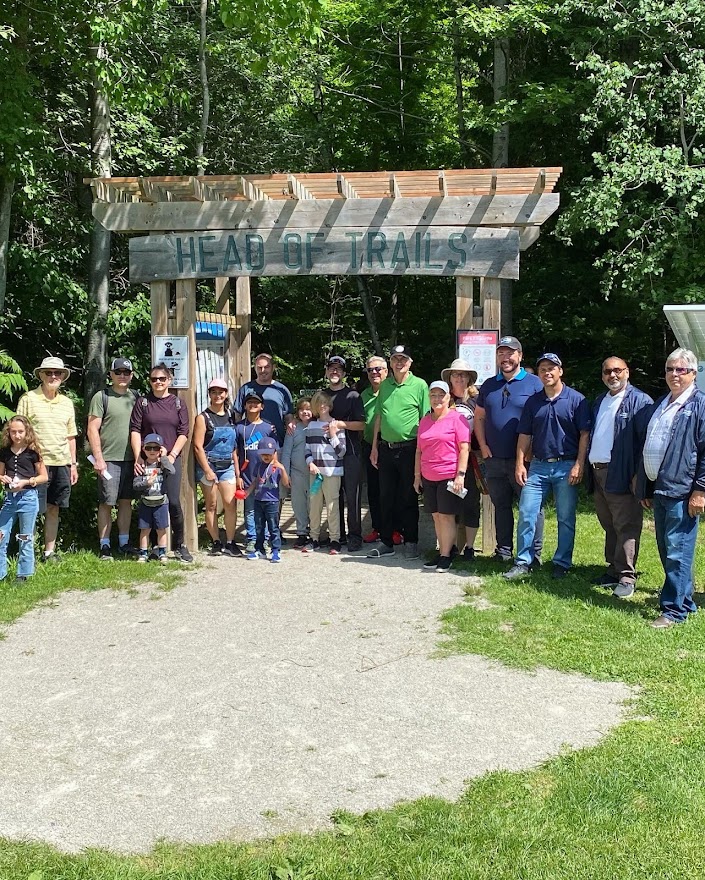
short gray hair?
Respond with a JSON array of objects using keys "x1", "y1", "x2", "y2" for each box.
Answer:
[
  {"x1": 666, "y1": 348, "x2": 698, "y2": 371},
  {"x1": 366, "y1": 355, "x2": 388, "y2": 368}
]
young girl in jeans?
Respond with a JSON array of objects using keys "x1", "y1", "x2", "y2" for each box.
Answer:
[{"x1": 0, "y1": 416, "x2": 48, "y2": 583}]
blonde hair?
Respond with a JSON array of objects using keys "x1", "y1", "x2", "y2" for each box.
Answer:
[
  {"x1": 296, "y1": 397, "x2": 312, "y2": 417},
  {"x1": 1, "y1": 415, "x2": 42, "y2": 455},
  {"x1": 310, "y1": 390, "x2": 333, "y2": 417}
]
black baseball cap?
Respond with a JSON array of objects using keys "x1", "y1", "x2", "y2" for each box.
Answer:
[
  {"x1": 245, "y1": 391, "x2": 264, "y2": 403},
  {"x1": 327, "y1": 355, "x2": 346, "y2": 368},
  {"x1": 497, "y1": 336, "x2": 522, "y2": 352},
  {"x1": 390, "y1": 344, "x2": 412, "y2": 359},
  {"x1": 110, "y1": 357, "x2": 133, "y2": 372}
]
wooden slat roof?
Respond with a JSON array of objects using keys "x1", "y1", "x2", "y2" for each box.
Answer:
[{"x1": 85, "y1": 168, "x2": 562, "y2": 204}]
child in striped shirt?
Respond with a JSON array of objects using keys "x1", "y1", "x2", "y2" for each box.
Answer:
[{"x1": 304, "y1": 390, "x2": 346, "y2": 554}]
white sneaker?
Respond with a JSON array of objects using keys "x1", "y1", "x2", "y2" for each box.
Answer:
[{"x1": 613, "y1": 580, "x2": 635, "y2": 599}]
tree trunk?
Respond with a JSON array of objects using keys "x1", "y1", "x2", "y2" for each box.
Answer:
[
  {"x1": 0, "y1": 169, "x2": 14, "y2": 315},
  {"x1": 491, "y1": 0, "x2": 512, "y2": 333},
  {"x1": 356, "y1": 277, "x2": 383, "y2": 355},
  {"x1": 452, "y1": 21, "x2": 471, "y2": 167},
  {"x1": 195, "y1": 0, "x2": 209, "y2": 175},
  {"x1": 85, "y1": 37, "x2": 112, "y2": 404}
]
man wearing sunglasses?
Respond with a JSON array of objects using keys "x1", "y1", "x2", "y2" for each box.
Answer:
[
  {"x1": 637, "y1": 348, "x2": 705, "y2": 629},
  {"x1": 87, "y1": 357, "x2": 141, "y2": 560},
  {"x1": 360, "y1": 356, "x2": 388, "y2": 544},
  {"x1": 17, "y1": 356, "x2": 78, "y2": 562},
  {"x1": 586, "y1": 357, "x2": 652, "y2": 598}
]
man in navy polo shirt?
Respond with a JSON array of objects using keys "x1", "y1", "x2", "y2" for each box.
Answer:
[
  {"x1": 475, "y1": 335, "x2": 544, "y2": 562},
  {"x1": 504, "y1": 353, "x2": 591, "y2": 580}
]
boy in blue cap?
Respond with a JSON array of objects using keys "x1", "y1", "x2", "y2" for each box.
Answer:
[
  {"x1": 132, "y1": 433, "x2": 176, "y2": 563},
  {"x1": 246, "y1": 436, "x2": 290, "y2": 562}
]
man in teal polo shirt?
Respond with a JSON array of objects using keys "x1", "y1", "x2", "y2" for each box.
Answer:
[{"x1": 368, "y1": 345, "x2": 430, "y2": 559}]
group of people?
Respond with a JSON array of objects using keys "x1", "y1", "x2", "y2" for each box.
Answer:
[{"x1": 0, "y1": 341, "x2": 703, "y2": 630}]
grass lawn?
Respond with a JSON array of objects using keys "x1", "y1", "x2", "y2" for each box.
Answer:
[{"x1": 1, "y1": 508, "x2": 705, "y2": 879}]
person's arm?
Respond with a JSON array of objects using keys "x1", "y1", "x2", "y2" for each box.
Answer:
[
  {"x1": 168, "y1": 397, "x2": 190, "y2": 462},
  {"x1": 192, "y1": 414, "x2": 215, "y2": 481},
  {"x1": 515, "y1": 433, "x2": 532, "y2": 487},
  {"x1": 370, "y1": 412, "x2": 381, "y2": 468},
  {"x1": 413, "y1": 444, "x2": 422, "y2": 495},
  {"x1": 0, "y1": 461, "x2": 7, "y2": 485},
  {"x1": 331, "y1": 428, "x2": 347, "y2": 458},
  {"x1": 68, "y1": 436, "x2": 78, "y2": 485},
  {"x1": 32, "y1": 459, "x2": 48, "y2": 486},
  {"x1": 130, "y1": 431, "x2": 145, "y2": 474},
  {"x1": 473, "y1": 404, "x2": 492, "y2": 459},
  {"x1": 275, "y1": 459, "x2": 290, "y2": 489},
  {"x1": 453, "y1": 441, "x2": 470, "y2": 495},
  {"x1": 569, "y1": 430, "x2": 590, "y2": 485},
  {"x1": 87, "y1": 415, "x2": 107, "y2": 474}
]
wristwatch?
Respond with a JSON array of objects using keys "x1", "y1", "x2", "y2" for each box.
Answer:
[{"x1": 457, "y1": 470, "x2": 466, "y2": 477}]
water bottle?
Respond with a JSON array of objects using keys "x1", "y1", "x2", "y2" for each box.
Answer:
[{"x1": 310, "y1": 473, "x2": 324, "y2": 495}]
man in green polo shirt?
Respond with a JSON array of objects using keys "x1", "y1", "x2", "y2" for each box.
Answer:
[
  {"x1": 361, "y1": 354, "x2": 388, "y2": 543},
  {"x1": 368, "y1": 345, "x2": 429, "y2": 559}
]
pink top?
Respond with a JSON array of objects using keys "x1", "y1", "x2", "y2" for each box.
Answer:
[{"x1": 417, "y1": 409, "x2": 471, "y2": 481}]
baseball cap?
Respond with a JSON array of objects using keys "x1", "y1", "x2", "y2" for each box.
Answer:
[
  {"x1": 327, "y1": 355, "x2": 346, "y2": 368},
  {"x1": 429, "y1": 380, "x2": 450, "y2": 394},
  {"x1": 110, "y1": 357, "x2": 133, "y2": 372},
  {"x1": 208, "y1": 377, "x2": 228, "y2": 391},
  {"x1": 497, "y1": 336, "x2": 522, "y2": 351},
  {"x1": 143, "y1": 433, "x2": 164, "y2": 447},
  {"x1": 536, "y1": 352, "x2": 562, "y2": 368},
  {"x1": 258, "y1": 437, "x2": 278, "y2": 452},
  {"x1": 390, "y1": 344, "x2": 412, "y2": 359},
  {"x1": 244, "y1": 391, "x2": 264, "y2": 403}
]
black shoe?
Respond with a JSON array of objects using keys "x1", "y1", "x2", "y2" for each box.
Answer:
[
  {"x1": 311, "y1": 540, "x2": 321, "y2": 551},
  {"x1": 42, "y1": 552, "x2": 62, "y2": 564},
  {"x1": 293, "y1": 535, "x2": 309, "y2": 549},
  {"x1": 174, "y1": 545, "x2": 194, "y2": 564},
  {"x1": 14, "y1": 576, "x2": 28, "y2": 583},
  {"x1": 503, "y1": 563, "x2": 530, "y2": 580},
  {"x1": 329, "y1": 541, "x2": 342, "y2": 555},
  {"x1": 117, "y1": 543, "x2": 141, "y2": 558},
  {"x1": 209, "y1": 540, "x2": 224, "y2": 556},
  {"x1": 528, "y1": 558, "x2": 542, "y2": 572},
  {"x1": 423, "y1": 554, "x2": 440, "y2": 569},
  {"x1": 493, "y1": 550, "x2": 512, "y2": 563},
  {"x1": 318, "y1": 536, "x2": 330, "y2": 548},
  {"x1": 347, "y1": 540, "x2": 363, "y2": 552},
  {"x1": 592, "y1": 572, "x2": 618, "y2": 586},
  {"x1": 99, "y1": 545, "x2": 113, "y2": 561},
  {"x1": 462, "y1": 547, "x2": 475, "y2": 561},
  {"x1": 224, "y1": 541, "x2": 243, "y2": 557},
  {"x1": 436, "y1": 556, "x2": 453, "y2": 572},
  {"x1": 552, "y1": 565, "x2": 568, "y2": 579}
]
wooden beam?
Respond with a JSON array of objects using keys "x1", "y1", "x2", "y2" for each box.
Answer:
[
  {"x1": 533, "y1": 168, "x2": 546, "y2": 194},
  {"x1": 139, "y1": 177, "x2": 173, "y2": 202},
  {"x1": 519, "y1": 227, "x2": 541, "y2": 250},
  {"x1": 389, "y1": 173, "x2": 400, "y2": 198},
  {"x1": 480, "y1": 276, "x2": 502, "y2": 330},
  {"x1": 129, "y1": 226, "x2": 521, "y2": 282},
  {"x1": 438, "y1": 171, "x2": 448, "y2": 196},
  {"x1": 186, "y1": 176, "x2": 224, "y2": 201},
  {"x1": 215, "y1": 277, "x2": 230, "y2": 314},
  {"x1": 95, "y1": 193, "x2": 560, "y2": 233},
  {"x1": 239, "y1": 176, "x2": 269, "y2": 201},
  {"x1": 232, "y1": 278, "x2": 251, "y2": 394},
  {"x1": 337, "y1": 174, "x2": 359, "y2": 199},
  {"x1": 287, "y1": 174, "x2": 315, "y2": 200},
  {"x1": 196, "y1": 310, "x2": 240, "y2": 328},
  {"x1": 150, "y1": 281, "x2": 170, "y2": 337},
  {"x1": 175, "y1": 279, "x2": 198, "y2": 553},
  {"x1": 455, "y1": 276, "x2": 474, "y2": 328}
]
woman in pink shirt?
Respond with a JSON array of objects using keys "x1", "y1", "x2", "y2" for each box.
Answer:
[{"x1": 413, "y1": 381, "x2": 470, "y2": 572}]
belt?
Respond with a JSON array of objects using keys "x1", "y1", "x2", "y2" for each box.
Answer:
[
  {"x1": 380, "y1": 438, "x2": 416, "y2": 449},
  {"x1": 591, "y1": 462, "x2": 609, "y2": 470},
  {"x1": 536, "y1": 455, "x2": 574, "y2": 463}
]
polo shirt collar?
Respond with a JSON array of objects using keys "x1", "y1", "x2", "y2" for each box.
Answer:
[{"x1": 495, "y1": 367, "x2": 527, "y2": 382}]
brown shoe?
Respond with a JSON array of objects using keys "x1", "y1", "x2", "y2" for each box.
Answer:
[{"x1": 650, "y1": 614, "x2": 676, "y2": 629}]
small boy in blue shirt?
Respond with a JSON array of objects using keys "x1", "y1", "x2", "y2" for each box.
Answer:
[{"x1": 246, "y1": 437, "x2": 290, "y2": 562}]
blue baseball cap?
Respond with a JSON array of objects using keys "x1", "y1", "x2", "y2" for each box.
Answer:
[
  {"x1": 258, "y1": 437, "x2": 278, "y2": 452},
  {"x1": 536, "y1": 353, "x2": 562, "y2": 368},
  {"x1": 143, "y1": 433, "x2": 164, "y2": 447}
]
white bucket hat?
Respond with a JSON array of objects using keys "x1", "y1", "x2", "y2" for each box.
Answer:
[
  {"x1": 34, "y1": 356, "x2": 71, "y2": 381},
  {"x1": 441, "y1": 358, "x2": 478, "y2": 386}
]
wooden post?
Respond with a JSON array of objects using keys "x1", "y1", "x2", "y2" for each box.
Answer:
[
  {"x1": 175, "y1": 279, "x2": 198, "y2": 551},
  {"x1": 232, "y1": 277, "x2": 251, "y2": 392},
  {"x1": 215, "y1": 277, "x2": 230, "y2": 315},
  {"x1": 478, "y1": 276, "x2": 502, "y2": 556},
  {"x1": 150, "y1": 281, "x2": 169, "y2": 337},
  {"x1": 455, "y1": 277, "x2": 474, "y2": 551}
]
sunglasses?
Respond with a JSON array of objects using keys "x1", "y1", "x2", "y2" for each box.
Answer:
[
  {"x1": 666, "y1": 366, "x2": 693, "y2": 375},
  {"x1": 143, "y1": 445, "x2": 161, "y2": 452},
  {"x1": 602, "y1": 367, "x2": 626, "y2": 376},
  {"x1": 42, "y1": 370, "x2": 65, "y2": 378},
  {"x1": 367, "y1": 366, "x2": 384, "y2": 374},
  {"x1": 113, "y1": 369, "x2": 132, "y2": 376},
  {"x1": 149, "y1": 376, "x2": 168, "y2": 383}
]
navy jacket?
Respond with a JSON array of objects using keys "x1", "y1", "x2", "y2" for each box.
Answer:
[
  {"x1": 636, "y1": 387, "x2": 705, "y2": 500},
  {"x1": 586, "y1": 384, "x2": 653, "y2": 494}
]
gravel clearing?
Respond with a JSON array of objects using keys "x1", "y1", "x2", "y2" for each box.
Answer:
[{"x1": 0, "y1": 545, "x2": 633, "y2": 854}]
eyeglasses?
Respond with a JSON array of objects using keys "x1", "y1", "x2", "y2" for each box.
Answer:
[
  {"x1": 149, "y1": 376, "x2": 168, "y2": 383},
  {"x1": 143, "y1": 445, "x2": 161, "y2": 452},
  {"x1": 602, "y1": 367, "x2": 626, "y2": 376},
  {"x1": 367, "y1": 366, "x2": 384, "y2": 374},
  {"x1": 666, "y1": 366, "x2": 693, "y2": 375},
  {"x1": 113, "y1": 369, "x2": 132, "y2": 376},
  {"x1": 42, "y1": 370, "x2": 64, "y2": 378}
]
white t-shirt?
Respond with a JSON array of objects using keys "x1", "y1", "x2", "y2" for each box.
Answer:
[{"x1": 588, "y1": 389, "x2": 626, "y2": 464}]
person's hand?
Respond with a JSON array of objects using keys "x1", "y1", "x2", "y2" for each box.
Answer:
[
  {"x1": 0, "y1": 474, "x2": 12, "y2": 486},
  {"x1": 147, "y1": 472, "x2": 157, "y2": 485},
  {"x1": 641, "y1": 498, "x2": 653, "y2": 510},
  {"x1": 92, "y1": 456, "x2": 107, "y2": 476},
  {"x1": 134, "y1": 460, "x2": 145, "y2": 476},
  {"x1": 688, "y1": 490, "x2": 705, "y2": 518},
  {"x1": 568, "y1": 462, "x2": 583, "y2": 485},
  {"x1": 370, "y1": 446, "x2": 378, "y2": 469},
  {"x1": 206, "y1": 469, "x2": 218, "y2": 483},
  {"x1": 326, "y1": 419, "x2": 338, "y2": 437},
  {"x1": 413, "y1": 474, "x2": 423, "y2": 495},
  {"x1": 308, "y1": 462, "x2": 319, "y2": 475},
  {"x1": 70, "y1": 463, "x2": 79, "y2": 486},
  {"x1": 286, "y1": 421, "x2": 297, "y2": 436},
  {"x1": 236, "y1": 476, "x2": 244, "y2": 489},
  {"x1": 515, "y1": 464, "x2": 527, "y2": 487},
  {"x1": 452, "y1": 474, "x2": 465, "y2": 494},
  {"x1": 480, "y1": 444, "x2": 492, "y2": 460}
]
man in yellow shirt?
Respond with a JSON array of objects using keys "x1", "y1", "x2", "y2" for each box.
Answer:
[{"x1": 17, "y1": 357, "x2": 78, "y2": 561}]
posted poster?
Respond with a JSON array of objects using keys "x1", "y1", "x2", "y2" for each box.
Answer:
[
  {"x1": 153, "y1": 335, "x2": 189, "y2": 388},
  {"x1": 457, "y1": 330, "x2": 498, "y2": 386}
]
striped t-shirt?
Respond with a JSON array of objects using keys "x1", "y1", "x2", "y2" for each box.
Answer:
[
  {"x1": 17, "y1": 388, "x2": 77, "y2": 466},
  {"x1": 305, "y1": 420, "x2": 346, "y2": 476}
]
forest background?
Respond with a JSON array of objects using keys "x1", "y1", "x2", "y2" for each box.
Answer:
[{"x1": 1, "y1": 0, "x2": 704, "y2": 410}]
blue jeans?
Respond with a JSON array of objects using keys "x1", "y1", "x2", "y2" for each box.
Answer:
[
  {"x1": 244, "y1": 493, "x2": 256, "y2": 545},
  {"x1": 653, "y1": 495, "x2": 699, "y2": 623},
  {"x1": 254, "y1": 500, "x2": 281, "y2": 552},
  {"x1": 516, "y1": 459, "x2": 578, "y2": 570},
  {"x1": 0, "y1": 488, "x2": 39, "y2": 579}
]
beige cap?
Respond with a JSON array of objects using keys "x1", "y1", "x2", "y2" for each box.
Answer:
[
  {"x1": 34, "y1": 356, "x2": 71, "y2": 381},
  {"x1": 441, "y1": 358, "x2": 477, "y2": 386}
]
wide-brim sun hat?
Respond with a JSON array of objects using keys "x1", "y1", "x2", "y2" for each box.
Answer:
[
  {"x1": 34, "y1": 356, "x2": 71, "y2": 380},
  {"x1": 441, "y1": 358, "x2": 478, "y2": 386}
]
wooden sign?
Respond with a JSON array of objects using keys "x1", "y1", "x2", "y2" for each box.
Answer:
[{"x1": 129, "y1": 226, "x2": 520, "y2": 282}]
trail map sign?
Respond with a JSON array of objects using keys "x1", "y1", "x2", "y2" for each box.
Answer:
[{"x1": 154, "y1": 335, "x2": 189, "y2": 388}]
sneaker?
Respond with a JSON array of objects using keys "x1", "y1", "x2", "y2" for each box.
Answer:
[
  {"x1": 174, "y1": 545, "x2": 194, "y2": 564},
  {"x1": 347, "y1": 540, "x2": 363, "y2": 552},
  {"x1": 270, "y1": 550, "x2": 281, "y2": 563},
  {"x1": 593, "y1": 572, "x2": 619, "y2": 587},
  {"x1": 404, "y1": 542, "x2": 419, "y2": 559},
  {"x1": 14, "y1": 576, "x2": 28, "y2": 583},
  {"x1": 367, "y1": 543, "x2": 395, "y2": 558},
  {"x1": 363, "y1": 529, "x2": 379, "y2": 544},
  {"x1": 42, "y1": 552, "x2": 62, "y2": 564},
  {"x1": 552, "y1": 565, "x2": 568, "y2": 579},
  {"x1": 148, "y1": 548, "x2": 160, "y2": 562},
  {"x1": 311, "y1": 540, "x2": 321, "y2": 552},
  {"x1": 99, "y1": 545, "x2": 113, "y2": 561},
  {"x1": 247, "y1": 549, "x2": 261, "y2": 560},
  {"x1": 613, "y1": 580, "x2": 635, "y2": 599},
  {"x1": 392, "y1": 531, "x2": 403, "y2": 545},
  {"x1": 301, "y1": 540, "x2": 314, "y2": 553},
  {"x1": 528, "y1": 558, "x2": 542, "y2": 572},
  {"x1": 329, "y1": 541, "x2": 341, "y2": 555},
  {"x1": 294, "y1": 535, "x2": 309, "y2": 549},
  {"x1": 245, "y1": 541, "x2": 256, "y2": 554},
  {"x1": 159, "y1": 553, "x2": 168, "y2": 566},
  {"x1": 209, "y1": 540, "x2": 224, "y2": 556},
  {"x1": 462, "y1": 547, "x2": 475, "y2": 561},
  {"x1": 436, "y1": 556, "x2": 452, "y2": 573},
  {"x1": 137, "y1": 553, "x2": 148, "y2": 564},
  {"x1": 318, "y1": 536, "x2": 330, "y2": 548},
  {"x1": 423, "y1": 554, "x2": 440, "y2": 569},
  {"x1": 117, "y1": 543, "x2": 141, "y2": 558},
  {"x1": 493, "y1": 550, "x2": 512, "y2": 563},
  {"x1": 650, "y1": 614, "x2": 676, "y2": 629},
  {"x1": 224, "y1": 541, "x2": 243, "y2": 558},
  {"x1": 503, "y1": 563, "x2": 530, "y2": 580}
]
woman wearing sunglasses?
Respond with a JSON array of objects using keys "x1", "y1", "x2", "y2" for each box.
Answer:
[{"x1": 129, "y1": 363, "x2": 193, "y2": 563}]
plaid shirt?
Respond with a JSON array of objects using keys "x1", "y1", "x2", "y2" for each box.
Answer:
[{"x1": 643, "y1": 384, "x2": 696, "y2": 481}]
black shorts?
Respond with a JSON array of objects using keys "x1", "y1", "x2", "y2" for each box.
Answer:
[
  {"x1": 38, "y1": 465, "x2": 72, "y2": 513},
  {"x1": 421, "y1": 476, "x2": 463, "y2": 516},
  {"x1": 97, "y1": 461, "x2": 135, "y2": 505}
]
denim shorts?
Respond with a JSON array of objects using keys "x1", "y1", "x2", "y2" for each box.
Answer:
[
  {"x1": 196, "y1": 462, "x2": 236, "y2": 486},
  {"x1": 137, "y1": 501, "x2": 170, "y2": 530}
]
